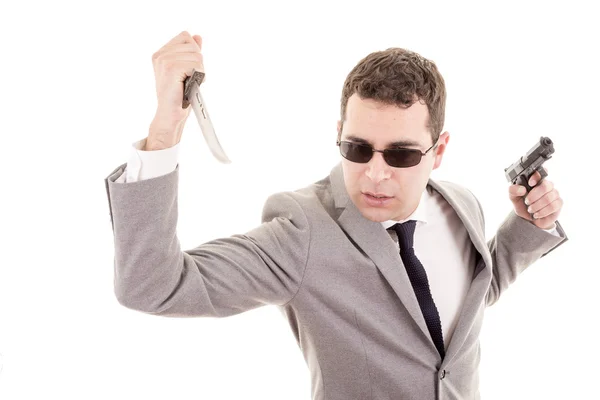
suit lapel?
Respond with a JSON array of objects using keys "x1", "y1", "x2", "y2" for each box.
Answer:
[
  {"x1": 329, "y1": 162, "x2": 492, "y2": 363},
  {"x1": 330, "y1": 163, "x2": 433, "y2": 345},
  {"x1": 426, "y1": 180, "x2": 492, "y2": 367}
]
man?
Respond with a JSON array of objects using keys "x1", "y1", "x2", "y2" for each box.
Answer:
[{"x1": 104, "y1": 31, "x2": 567, "y2": 399}]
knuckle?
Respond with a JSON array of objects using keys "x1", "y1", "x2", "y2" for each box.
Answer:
[
  {"x1": 543, "y1": 193, "x2": 552, "y2": 204},
  {"x1": 538, "y1": 211, "x2": 547, "y2": 219},
  {"x1": 180, "y1": 30, "x2": 192, "y2": 40}
]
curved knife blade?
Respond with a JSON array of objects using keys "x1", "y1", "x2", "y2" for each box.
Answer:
[{"x1": 183, "y1": 70, "x2": 231, "y2": 164}]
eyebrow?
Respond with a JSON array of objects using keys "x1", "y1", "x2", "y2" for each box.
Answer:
[{"x1": 345, "y1": 134, "x2": 422, "y2": 148}]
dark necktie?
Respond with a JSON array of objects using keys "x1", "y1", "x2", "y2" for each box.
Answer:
[{"x1": 390, "y1": 220, "x2": 445, "y2": 358}]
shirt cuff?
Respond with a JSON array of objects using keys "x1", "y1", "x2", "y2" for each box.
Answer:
[
  {"x1": 123, "y1": 137, "x2": 180, "y2": 183},
  {"x1": 541, "y1": 222, "x2": 560, "y2": 237}
]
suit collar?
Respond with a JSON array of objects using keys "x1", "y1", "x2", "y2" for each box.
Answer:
[{"x1": 330, "y1": 161, "x2": 486, "y2": 255}]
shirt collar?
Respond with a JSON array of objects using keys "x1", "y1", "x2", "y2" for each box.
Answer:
[{"x1": 381, "y1": 187, "x2": 429, "y2": 230}]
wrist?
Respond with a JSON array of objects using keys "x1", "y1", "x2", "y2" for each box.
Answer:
[
  {"x1": 540, "y1": 222, "x2": 557, "y2": 231},
  {"x1": 144, "y1": 137, "x2": 176, "y2": 151},
  {"x1": 147, "y1": 117, "x2": 183, "y2": 151}
]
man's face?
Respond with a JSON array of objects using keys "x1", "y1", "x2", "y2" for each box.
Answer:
[{"x1": 337, "y1": 93, "x2": 449, "y2": 222}]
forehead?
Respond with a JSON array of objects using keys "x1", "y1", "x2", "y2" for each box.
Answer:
[
  {"x1": 344, "y1": 134, "x2": 423, "y2": 148},
  {"x1": 342, "y1": 94, "x2": 431, "y2": 148}
]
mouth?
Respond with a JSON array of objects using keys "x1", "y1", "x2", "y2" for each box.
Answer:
[
  {"x1": 362, "y1": 192, "x2": 394, "y2": 207},
  {"x1": 363, "y1": 191, "x2": 393, "y2": 199}
]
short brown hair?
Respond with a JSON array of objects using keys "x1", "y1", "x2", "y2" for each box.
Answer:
[{"x1": 338, "y1": 47, "x2": 446, "y2": 145}]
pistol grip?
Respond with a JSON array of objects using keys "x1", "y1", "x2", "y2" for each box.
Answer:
[
  {"x1": 516, "y1": 165, "x2": 547, "y2": 193},
  {"x1": 515, "y1": 165, "x2": 548, "y2": 219}
]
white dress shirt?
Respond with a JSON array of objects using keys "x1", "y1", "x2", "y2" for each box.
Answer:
[
  {"x1": 116, "y1": 137, "x2": 560, "y2": 348},
  {"x1": 381, "y1": 189, "x2": 559, "y2": 348},
  {"x1": 381, "y1": 189, "x2": 476, "y2": 347},
  {"x1": 115, "y1": 138, "x2": 180, "y2": 184}
]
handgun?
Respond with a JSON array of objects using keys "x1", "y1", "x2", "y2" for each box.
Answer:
[
  {"x1": 504, "y1": 136, "x2": 554, "y2": 191},
  {"x1": 504, "y1": 136, "x2": 554, "y2": 216}
]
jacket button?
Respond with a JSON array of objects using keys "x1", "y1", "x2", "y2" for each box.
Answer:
[{"x1": 440, "y1": 369, "x2": 446, "y2": 380}]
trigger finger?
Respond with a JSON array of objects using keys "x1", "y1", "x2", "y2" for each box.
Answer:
[
  {"x1": 529, "y1": 171, "x2": 543, "y2": 186},
  {"x1": 529, "y1": 166, "x2": 549, "y2": 187}
]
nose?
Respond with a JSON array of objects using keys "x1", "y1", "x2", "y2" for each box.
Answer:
[{"x1": 365, "y1": 151, "x2": 392, "y2": 183}]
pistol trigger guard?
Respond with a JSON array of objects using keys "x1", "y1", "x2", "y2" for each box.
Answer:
[
  {"x1": 519, "y1": 174, "x2": 533, "y2": 193},
  {"x1": 537, "y1": 166, "x2": 548, "y2": 182}
]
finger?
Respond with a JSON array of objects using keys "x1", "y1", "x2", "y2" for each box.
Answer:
[
  {"x1": 525, "y1": 179, "x2": 554, "y2": 206},
  {"x1": 154, "y1": 54, "x2": 205, "y2": 80},
  {"x1": 532, "y1": 197, "x2": 563, "y2": 220},
  {"x1": 528, "y1": 165, "x2": 549, "y2": 187},
  {"x1": 528, "y1": 171, "x2": 542, "y2": 187},
  {"x1": 157, "y1": 42, "x2": 201, "y2": 54},
  {"x1": 153, "y1": 31, "x2": 199, "y2": 60},
  {"x1": 193, "y1": 35, "x2": 202, "y2": 51},
  {"x1": 153, "y1": 52, "x2": 204, "y2": 65},
  {"x1": 154, "y1": 59, "x2": 205, "y2": 86},
  {"x1": 526, "y1": 189, "x2": 560, "y2": 214},
  {"x1": 508, "y1": 184, "x2": 527, "y2": 201},
  {"x1": 163, "y1": 30, "x2": 196, "y2": 48},
  {"x1": 152, "y1": 43, "x2": 202, "y2": 67}
]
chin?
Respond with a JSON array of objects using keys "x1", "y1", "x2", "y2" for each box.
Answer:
[
  {"x1": 354, "y1": 195, "x2": 395, "y2": 222},
  {"x1": 359, "y1": 208, "x2": 391, "y2": 223},
  {"x1": 363, "y1": 213, "x2": 388, "y2": 222}
]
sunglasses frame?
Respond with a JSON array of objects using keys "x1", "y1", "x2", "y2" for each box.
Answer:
[{"x1": 336, "y1": 138, "x2": 439, "y2": 168}]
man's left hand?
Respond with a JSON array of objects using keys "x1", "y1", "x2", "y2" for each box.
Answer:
[{"x1": 508, "y1": 167, "x2": 563, "y2": 230}]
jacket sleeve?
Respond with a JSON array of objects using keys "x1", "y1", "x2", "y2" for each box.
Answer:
[
  {"x1": 484, "y1": 207, "x2": 568, "y2": 306},
  {"x1": 104, "y1": 162, "x2": 311, "y2": 317}
]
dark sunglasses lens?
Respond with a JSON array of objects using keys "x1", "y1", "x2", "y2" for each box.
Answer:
[
  {"x1": 340, "y1": 142, "x2": 372, "y2": 163},
  {"x1": 385, "y1": 149, "x2": 422, "y2": 167}
]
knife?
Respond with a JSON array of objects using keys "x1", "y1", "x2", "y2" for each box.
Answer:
[{"x1": 182, "y1": 69, "x2": 231, "y2": 163}]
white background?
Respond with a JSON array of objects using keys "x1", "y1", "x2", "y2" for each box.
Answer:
[{"x1": 0, "y1": 1, "x2": 597, "y2": 399}]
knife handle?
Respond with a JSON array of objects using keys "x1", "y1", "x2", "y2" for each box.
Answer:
[{"x1": 182, "y1": 70, "x2": 205, "y2": 109}]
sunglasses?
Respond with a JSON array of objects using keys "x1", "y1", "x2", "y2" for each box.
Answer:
[{"x1": 336, "y1": 139, "x2": 438, "y2": 168}]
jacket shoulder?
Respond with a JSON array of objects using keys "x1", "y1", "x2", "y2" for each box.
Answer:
[
  {"x1": 262, "y1": 174, "x2": 336, "y2": 224},
  {"x1": 432, "y1": 179, "x2": 485, "y2": 228}
]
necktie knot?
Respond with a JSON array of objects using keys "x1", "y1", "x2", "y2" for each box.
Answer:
[{"x1": 391, "y1": 220, "x2": 416, "y2": 251}]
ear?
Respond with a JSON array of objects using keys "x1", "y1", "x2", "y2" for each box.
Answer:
[
  {"x1": 432, "y1": 131, "x2": 450, "y2": 170},
  {"x1": 337, "y1": 120, "x2": 342, "y2": 135}
]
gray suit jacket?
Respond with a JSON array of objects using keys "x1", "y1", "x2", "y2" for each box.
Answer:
[{"x1": 104, "y1": 161, "x2": 567, "y2": 400}]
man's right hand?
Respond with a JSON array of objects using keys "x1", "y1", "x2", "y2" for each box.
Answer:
[{"x1": 146, "y1": 31, "x2": 204, "y2": 151}]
